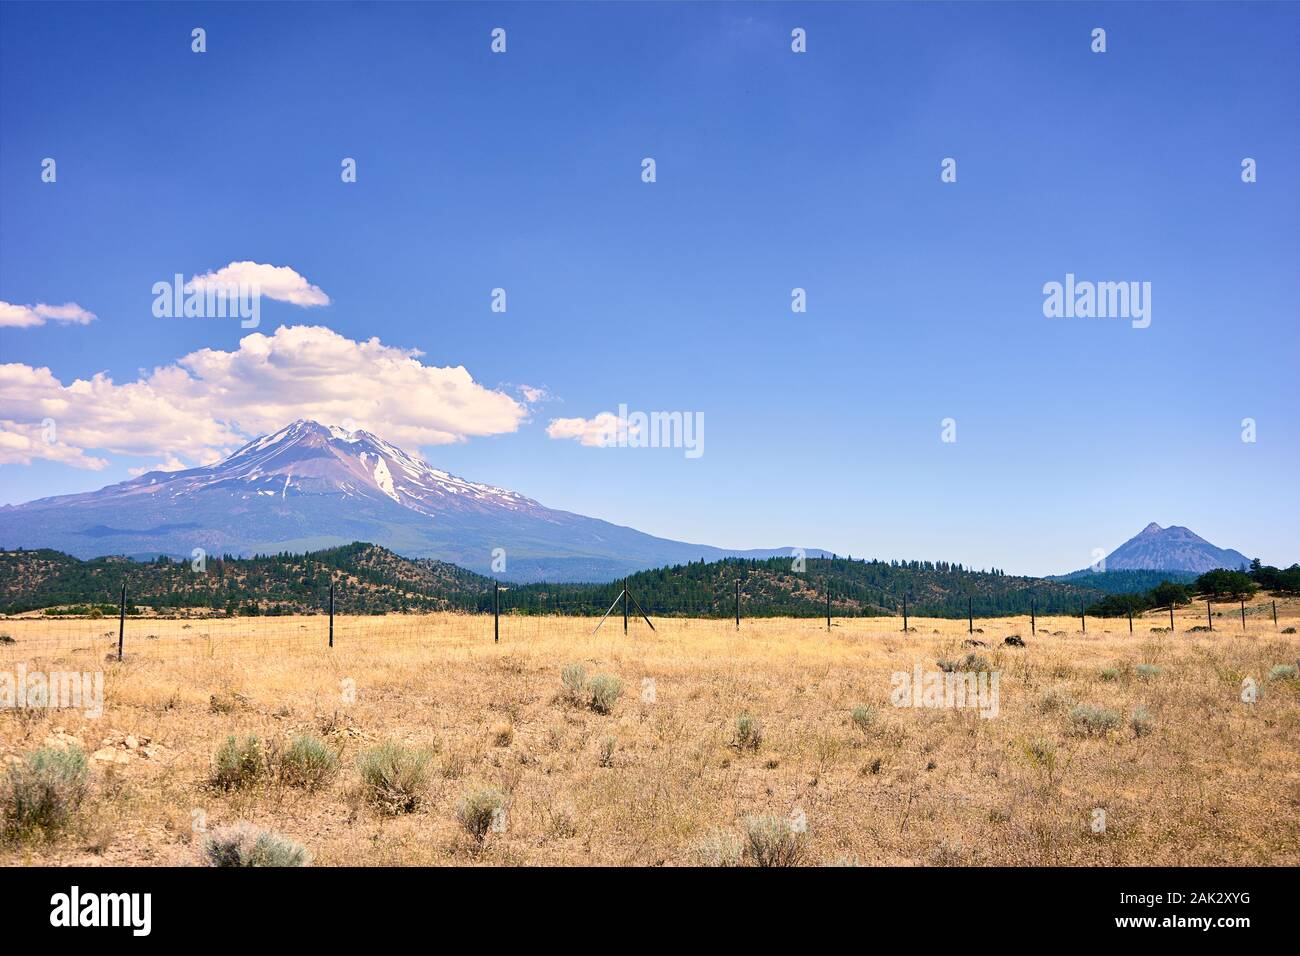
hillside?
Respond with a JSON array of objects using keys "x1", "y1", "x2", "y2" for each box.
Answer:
[
  {"x1": 0, "y1": 546, "x2": 1120, "y2": 619},
  {"x1": 0, "y1": 543, "x2": 494, "y2": 616},
  {"x1": 1048, "y1": 568, "x2": 1199, "y2": 593},
  {"x1": 504, "y1": 556, "x2": 1118, "y2": 618}
]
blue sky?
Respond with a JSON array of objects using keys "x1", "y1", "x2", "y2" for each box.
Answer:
[{"x1": 1, "y1": 1, "x2": 1296, "y2": 575}]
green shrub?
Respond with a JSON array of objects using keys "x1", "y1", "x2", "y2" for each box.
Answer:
[
  {"x1": 455, "y1": 786, "x2": 507, "y2": 842},
  {"x1": 3, "y1": 746, "x2": 89, "y2": 839},
  {"x1": 691, "y1": 829, "x2": 744, "y2": 867},
  {"x1": 1130, "y1": 707, "x2": 1155, "y2": 738},
  {"x1": 202, "y1": 822, "x2": 310, "y2": 867},
  {"x1": 1267, "y1": 664, "x2": 1298, "y2": 681},
  {"x1": 560, "y1": 664, "x2": 587, "y2": 705},
  {"x1": 744, "y1": 814, "x2": 805, "y2": 867},
  {"x1": 586, "y1": 674, "x2": 623, "y2": 714},
  {"x1": 1068, "y1": 705, "x2": 1121, "y2": 737},
  {"x1": 1099, "y1": 667, "x2": 1119, "y2": 682},
  {"x1": 598, "y1": 737, "x2": 616, "y2": 768},
  {"x1": 731, "y1": 712, "x2": 763, "y2": 751},
  {"x1": 211, "y1": 735, "x2": 265, "y2": 790},
  {"x1": 278, "y1": 733, "x2": 340, "y2": 790},
  {"x1": 1136, "y1": 664, "x2": 1162, "y2": 680},
  {"x1": 357, "y1": 743, "x2": 433, "y2": 814},
  {"x1": 850, "y1": 705, "x2": 876, "y2": 734}
]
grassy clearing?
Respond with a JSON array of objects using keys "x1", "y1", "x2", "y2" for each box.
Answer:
[{"x1": 0, "y1": 598, "x2": 1297, "y2": 866}]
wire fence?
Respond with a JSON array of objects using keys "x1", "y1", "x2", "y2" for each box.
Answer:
[{"x1": 0, "y1": 577, "x2": 1290, "y2": 666}]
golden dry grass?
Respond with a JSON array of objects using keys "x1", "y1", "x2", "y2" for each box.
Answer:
[{"x1": 1, "y1": 596, "x2": 1298, "y2": 866}]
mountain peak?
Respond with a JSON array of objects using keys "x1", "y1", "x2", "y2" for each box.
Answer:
[
  {"x1": 1102, "y1": 523, "x2": 1249, "y2": 574},
  {"x1": 0, "y1": 419, "x2": 832, "y2": 582}
]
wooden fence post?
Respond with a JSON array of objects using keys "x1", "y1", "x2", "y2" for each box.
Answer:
[{"x1": 117, "y1": 583, "x2": 126, "y2": 662}]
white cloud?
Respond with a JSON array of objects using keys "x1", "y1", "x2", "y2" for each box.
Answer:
[
  {"x1": 547, "y1": 411, "x2": 631, "y2": 448},
  {"x1": 0, "y1": 300, "x2": 96, "y2": 328},
  {"x1": 187, "y1": 261, "x2": 330, "y2": 307},
  {"x1": 0, "y1": 325, "x2": 527, "y2": 469},
  {"x1": 517, "y1": 384, "x2": 552, "y2": 404},
  {"x1": 0, "y1": 422, "x2": 108, "y2": 469}
]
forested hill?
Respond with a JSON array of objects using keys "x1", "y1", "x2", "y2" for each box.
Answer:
[
  {"x1": 504, "y1": 556, "x2": 1111, "y2": 618},
  {"x1": 0, "y1": 543, "x2": 493, "y2": 615},
  {"x1": 1, "y1": 546, "x2": 1147, "y2": 618}
]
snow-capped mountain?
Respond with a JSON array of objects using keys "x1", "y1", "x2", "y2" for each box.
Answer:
[
  {"x1": 155, "y1": 420, "x2": 544, "y2": 518},
  {"x1": 0, "y1": 420, "x2": 822, "y2": 582}
]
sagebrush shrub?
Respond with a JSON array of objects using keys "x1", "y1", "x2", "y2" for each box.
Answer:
[
  {"x1": 1267, "y1": 664, "x2": 1297, "y2": 681},
  {"x1": 850, "y1": 705, "x2": 876, "y2": 734},
  {"x1": 211, "y1": 734, "x2": 265, "y2": 790},
  {"x1": 357, "y1": 743, "x2": 433, "y2": 814},
  {"x1": 744, "y1": 814, "x2": 804, "y2": 867},
  {"x1": 3, "y1": 746, "x2": 89, "y2": 840},
  {"x1": 586, "y1": 674, "x2": 623, "y2": 714},
  {"x1": 203, "y1": 822, "x2": 310, "y2": 867},
  {"x1": 1136, "y1": 664, "x2": 1162, "y2": 680},
  {"x1": 1068, "y1": 705, "x2": 1121, "y2": 737},
  {"x1": 731, "y1": 712, "x2": 763, "y2": 751},
  {"x1": 278, "y1": 733, "x2": 340, "y2": 790},
  {"x1": 691, "y1": 829, "x2": 744, "y2": 867},
  {"x1": 560, "y1": 664, "x2": 587, "y2": 705},
  {"x1": 1130, "y1": 706, "x2": 1155, "y2": 738},
  {"x1": 456, "y1": 786, "x2": 507, "y2": 842}
]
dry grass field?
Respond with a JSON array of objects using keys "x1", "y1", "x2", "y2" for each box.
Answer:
[{"x1": 2, "y1": 596, "x2": 1298, "y2": 866}]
